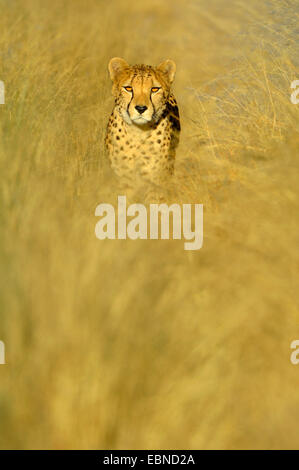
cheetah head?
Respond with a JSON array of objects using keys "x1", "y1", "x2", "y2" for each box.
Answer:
[{"x1": 108, "y1": 57, "x2": 176, "y2": 126}]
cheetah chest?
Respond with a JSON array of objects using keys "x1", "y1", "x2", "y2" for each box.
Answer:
[{"x1": 106, "y1": 112, "x2": 173, "y2": 180}]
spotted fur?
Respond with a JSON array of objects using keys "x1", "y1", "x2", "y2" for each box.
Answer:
[{"x1": 105, "y1": 58, "x2": 180, "y2": 185}]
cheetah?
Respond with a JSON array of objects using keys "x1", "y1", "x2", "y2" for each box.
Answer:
[{"x1": 105, "y1": 57, "x2": 180, "y2": 186}]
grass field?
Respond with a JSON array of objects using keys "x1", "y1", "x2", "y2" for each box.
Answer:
[{"x1": 0, "y1": 0, "x2": 299, "y2": 449}]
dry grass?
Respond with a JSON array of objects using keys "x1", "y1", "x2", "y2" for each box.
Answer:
[{"x1": 0, "y1": 0, "x2": 299, "y2": 449}]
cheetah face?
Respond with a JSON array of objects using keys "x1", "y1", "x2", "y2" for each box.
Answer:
[{"x1": 108, "y1": 58, "x2": 176, "y2": 126}]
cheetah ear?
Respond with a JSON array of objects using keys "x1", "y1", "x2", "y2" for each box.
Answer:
[
  {"x1": 157, "y1": 59, "x2": 176, "y2": 84},
  {"x1": 108, "y1": 57, "x2": 129, "y2": 81}
]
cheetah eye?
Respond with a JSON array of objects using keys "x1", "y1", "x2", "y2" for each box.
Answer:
[
  {"x1": 123, "y1": 86, "x2": 133, "y2": 92},
  {"x1": 151, "y1": 87, "x2": 160, "y2": 93}
]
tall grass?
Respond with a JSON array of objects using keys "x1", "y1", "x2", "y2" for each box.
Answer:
[{"x1": 0, "y1": 0, "x2": 299, "y2": 449}]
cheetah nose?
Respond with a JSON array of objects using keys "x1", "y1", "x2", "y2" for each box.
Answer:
[{"x1": 135, "y1": 105, "x2": 147, "y2": 114}]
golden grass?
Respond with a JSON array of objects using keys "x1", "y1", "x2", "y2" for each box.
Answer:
[{"x1": 0, "y1": 0, "x2": 299, "y2": 449}]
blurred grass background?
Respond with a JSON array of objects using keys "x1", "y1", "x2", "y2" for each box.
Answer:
[{"x1": 0, "y1": 0, "x2": 299, "y2": 449}]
